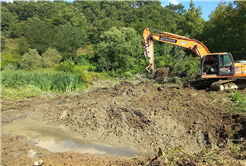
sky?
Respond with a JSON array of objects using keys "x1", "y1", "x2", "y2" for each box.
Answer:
[{"x1": 162, "y1": 0, "x2": 234, "y2": 21}]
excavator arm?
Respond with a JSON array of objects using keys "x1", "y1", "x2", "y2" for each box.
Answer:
[{"x1": 142, "y1": 27, "x2": 210, "y2": 73}]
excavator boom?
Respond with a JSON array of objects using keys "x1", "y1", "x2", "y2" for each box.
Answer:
[{"x1": 143, "y1": 27, "x2": 210, "y2": 72}]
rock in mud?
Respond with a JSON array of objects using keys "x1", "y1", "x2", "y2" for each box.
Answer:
[{"x1": 34, "y1": 160, "x2": 44, "y2": 166}]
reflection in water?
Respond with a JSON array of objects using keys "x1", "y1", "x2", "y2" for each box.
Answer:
[
  {"x1": 2, "y1": 118, "x2": 137, "y2": 157},
  {"x1": 36, "y1": 139, "x2": 135, "y2": 156}
]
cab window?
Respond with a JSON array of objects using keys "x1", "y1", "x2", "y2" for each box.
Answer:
[{"x1": 219, "y1": 54, "x2": 232, "y2": 66}]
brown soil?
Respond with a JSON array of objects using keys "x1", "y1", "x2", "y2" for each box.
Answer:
[{"x1": 1, "y1": 81, "x2": 246, "y2": 165}]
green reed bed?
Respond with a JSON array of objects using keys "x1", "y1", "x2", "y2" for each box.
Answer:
[{"x1": 1, "y1": 69, "x2": 83, "y2": 92}]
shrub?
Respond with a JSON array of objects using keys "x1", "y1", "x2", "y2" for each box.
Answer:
[
  {"x1": 54, "y1": 61, "x2": 76, "y2": 73},
  {"x1": 154, "y1": 44, "x2": 200, "y2": 77},
  {"x1": 54, "y1": 60, "x2": 101, "y2": 84},
  {"x1": 4, "y1": 64, "x2": 17, "y2": 71},
  {"x1": 42, "y1": 48, "x2": 62, "y2": 68},
  {"x1": 1, "y1": 48, "x2": 21, "y2": 70},
  {"x1": 19, "y1": 49, "x2": 43, "y2": 70}
]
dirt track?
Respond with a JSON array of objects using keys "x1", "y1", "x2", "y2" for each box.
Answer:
[{"x1": 1, "y1": 81, "x2": 246, "y2": 165}]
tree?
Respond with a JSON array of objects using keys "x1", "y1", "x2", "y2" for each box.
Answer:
[
  {"x1": 95, "y1": 27, "x2": 142, "y2": 72},
  {"x1": 48, "y1": 1, "x2": 87, "y2": 27},
  {"x1": 1, "y1": 33, "x2": 6, "y2": 50},
  {"x1": 129, "y1": 1, "x2": 161, "y2": 8},
  {"x1": 179, "y1": 0, "x2": 204, "y2": 37},
  {"x1": 10, "y1": 1, "x2": 41, "y2": 21},
  {"x1": 1, "y1": 6, "x2": 17, "y2": 32},
  {"x1": 202, "y1": 1, "x2": 246, "y2": 59},
  {"x1": 24, "y1": 17, "x2": 54, "y2": 55},
  {"x1": 53, "y1": 23, "x2": 86, "y2": 59},
  {"x1": 165, "y1": 3, "x2": 186, "y2": 15},
  {"x1": 17, "y1": 37, "x2": 30, "y2": 55},
  {"x1": 19, "y1": 49, "x2": 43, "y2": 70}
]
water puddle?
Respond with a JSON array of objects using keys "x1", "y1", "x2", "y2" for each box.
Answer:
[{"x1": 1, "y1": 118, "x2": 137, "y2": 157}]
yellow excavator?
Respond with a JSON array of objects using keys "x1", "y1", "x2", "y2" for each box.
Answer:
[{"x1": 142, "y1": 27, "x2": 246, "y2": 91}]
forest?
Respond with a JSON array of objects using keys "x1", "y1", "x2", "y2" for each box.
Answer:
[{"x1": 1, "y1": 0, "x2": 246, "y2": 92}]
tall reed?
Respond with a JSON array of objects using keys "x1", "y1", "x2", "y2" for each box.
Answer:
[{"x1": 1, "y1": 69, "x2": 82, "y2": 92}]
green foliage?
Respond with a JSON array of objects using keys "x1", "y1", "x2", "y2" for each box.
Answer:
[
  {"x1": 155, "y1": 43, "x2": 200, "y2": 77},
  {"x1": 1, "y1": 6, "x2": 17, "y2": 32},
  {"x1": 183, "y1": 57, "x2": 200, "y2": 76},
  {"x1": 202, "y1": 1, "x2": 246, "y2": 59},
  {"x1": 53, "y1": 23, "x2": 86, "y2": 59},
  {"x1": 17, "y1": 37, "x2": 29, "y2": 55},
  {"x1": 24, "y1": 17, "x2": 54, "y2": 55},
  {"x1": 1, "y1": 33, "x2": 6, "y2": 50},
  {"x1": 2, "y1": 0, "x2": 244, "y2": 80},
  {"x1": 96, "y1": 27, "x2": 142, "y2": 72},
  {"x1": 74, "y1": 53, "x2": 91, "y2": 66},
  {"x1": 54, "y1": 61, "x2": 101, "y2": 84},
  {"x1": 229, "y1": 144, "x2": 242, "y2": 156},
  {"x1": 229, "y1": 92, "x2": 246, "y2": 113},
  {"x1": 1, "y1": 49, "x2": 21, "y2": 70},
  {"x1": 54, "y1": 60, "x2": 76, "y2": 73},
  {"x1": 130, "y1": 1, "x2": 161, "y2": 8},
  {"x1": 182, "y1": 0, "x2": 204, "y2": 37},
  {"x1": 129, "y1": 59, "x2": 147, "y2": 74},
  {"x1": 42, "y1": 48, "x2": 62, "y2": 68},
  {"x1": 19, "y1": 49, "x2": 43, "y2": 70},
  {"x1": 1, "y1": 85, "x2": 44, "y2": 100},
  {"x1": 1, "y1": 69, "x2": 82, "y2": 92},
  {"x1": 165, "y1": 3, "x2": 186, "y2": 15}
]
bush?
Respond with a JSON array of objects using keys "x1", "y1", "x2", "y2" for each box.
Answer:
[
  {"x1": 54, "y1": 60, "x2": 101, "y2": 84},
  {"x1": 154, "y1": 44, "x2": 200, "y2": 77},
  {"x1": 1, "y1": 48, "x2": 21, "y2": 70},
  {"x1": 42, "y1": 48, "x2": 62, "y2": 68},
  {"x1": 4, "y1": 64, "x2": 17, "y2": 71},
  {"x1": 54, "y1": 61, "x2": 76, "y2": 73},
  {"x1": 19, "y1": 49, "x2": 43, "y2": 70}
]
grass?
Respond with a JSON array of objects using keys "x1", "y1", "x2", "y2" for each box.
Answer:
[
  {"x1": 152, "y1": 141, "x2": 245, "y2": 166},
  {"x1": 229, "y1": 92, "x2": 246, "y2": 113},
  {"x1": 1, "y1": 69, "x2": 85, "y2": 92},
  {"x1": 1, "y1": 85, "x2": 50, "y2": 100}
]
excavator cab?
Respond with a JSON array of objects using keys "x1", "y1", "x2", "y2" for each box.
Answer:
[{"x1": 201, "y1": 53, "x2": 235, "y2": 76}]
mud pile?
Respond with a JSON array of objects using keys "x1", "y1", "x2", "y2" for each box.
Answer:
[
  {"x1": 3, "y1": 81, "x2": 241, "y2": 155},
  {"x1": 154, "y1": 67, "x2": 170, "y2": 83}
]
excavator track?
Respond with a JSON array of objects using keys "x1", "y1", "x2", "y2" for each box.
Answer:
[
  {"x1": 183, "y1": 78, "x2": 215, "y2": 90},
  {"x1": 184, "y1": 77, "x2": 246, "y2": 91},
  {"x1": 210, "y1": 79, "x2": 246, "y2": 91}
]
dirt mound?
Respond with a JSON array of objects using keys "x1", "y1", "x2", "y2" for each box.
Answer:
[{"x1": 154, "y1": 67, "x2": 170, "y2": 83}]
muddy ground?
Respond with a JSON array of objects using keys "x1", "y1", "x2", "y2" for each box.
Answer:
[{"x1": 1, "y1": 80, "x2": 246, "y2": 165}]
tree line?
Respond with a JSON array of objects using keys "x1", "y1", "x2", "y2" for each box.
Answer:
[{"x1": 1, "y1": 0, "x2": 245, "y2": 74}]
